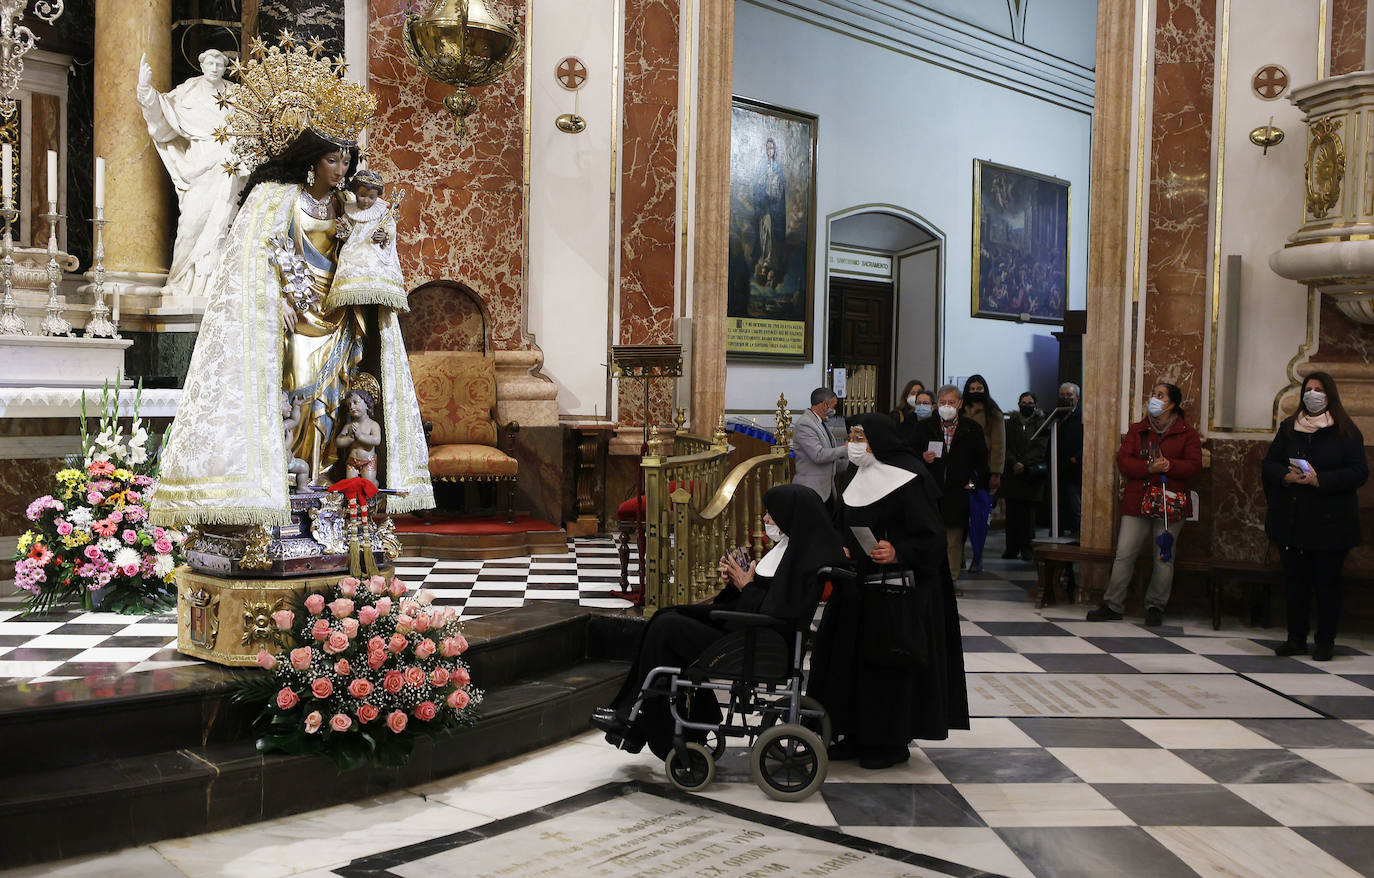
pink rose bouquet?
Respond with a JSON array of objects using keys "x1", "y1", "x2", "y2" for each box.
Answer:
[{"x1": 234, "y1": 573, "x2": 482, "y2": 769}]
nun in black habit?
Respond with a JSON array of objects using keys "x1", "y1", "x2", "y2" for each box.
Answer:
[
  {"x1": 807, "y1": 413, "x2": 970, "y2": 769},
  {"x1": 591, "y1": 483, "x2": 848, "y2": 759}
]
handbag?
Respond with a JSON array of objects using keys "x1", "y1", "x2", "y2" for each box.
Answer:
[
  {"x1": 1140, "y1": 481, "x2": 1187, "y2": 520},
  {"x1": 860, "y1": 568, "x2": 928, "y2": 669}
]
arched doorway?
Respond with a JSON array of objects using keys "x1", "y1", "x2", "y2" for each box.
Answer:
[
  {"x1": 399, "y1": 281, "x2": 489, "y2": 354},
  {"x1": 825, "y1": 207, "x2": 943, "y2": 413}
]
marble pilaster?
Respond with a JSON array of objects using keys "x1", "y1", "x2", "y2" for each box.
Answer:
[
  {"x1": 92, "y1": 0, "x2": 172, "y2": 286},
  {"x1": 1332, "y1": 0, "x2": 1367, "y2": 76},
  {"x1": 688, "y1": 0, "x2": 732, "y2": 436}
]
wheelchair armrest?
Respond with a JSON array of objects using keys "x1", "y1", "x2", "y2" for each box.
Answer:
[
  {"x1": 707, "y1": 610, "x2": 782, "y2": 628},
  {"x1": 816, "y1": 565, "x2": 857, "y2": 584}
]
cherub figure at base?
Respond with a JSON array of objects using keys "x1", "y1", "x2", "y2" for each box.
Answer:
[
  {"x1": 335, "y1": 379, "x2": 382, "y2": 483},
  {"x1": 281, "y1": 391, "x2": 312, "y2": 491}
]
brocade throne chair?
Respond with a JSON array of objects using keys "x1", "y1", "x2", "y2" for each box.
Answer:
[{"x1": 408, "y1": 350, "x2": 520, "y2": 522}]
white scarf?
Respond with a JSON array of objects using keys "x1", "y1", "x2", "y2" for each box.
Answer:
[
  {"x1": 843, "y1": 458, "x2": 917, "y2": 506},
  {"x1": 756, "y1": 536, "x2": 788, "y2": 577}
]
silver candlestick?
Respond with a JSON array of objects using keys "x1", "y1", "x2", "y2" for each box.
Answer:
[
  {"x1": 84, "y1": 212, "x2": 116, "y2": 338},
  {"x1": 0, "y1": 202, "x2": 26, "y2": 334},
  {"x1": 39, "y1": 205, "x2": 71, "y2": 337}
]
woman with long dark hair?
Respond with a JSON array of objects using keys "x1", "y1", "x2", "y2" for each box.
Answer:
[
  {"x1": 960, "y1": 374, "x2": 1004, "y2": 573},
  {"x1": 892, "y1": 381, "x2": 932, "y2": 449},
  {"x1": 1087, "y1": 382, "x2": 1202, "y2": 627},
  {"x1": 152, "y1": 49, "x2": 433, "y2": 528},
  {"x1": 1263, "y1": 372, "x2": 1368, "y2": 661}
]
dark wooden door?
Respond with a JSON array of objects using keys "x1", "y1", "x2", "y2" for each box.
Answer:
[{"x1": 828, "y1": 278, "x2": 894, "y2": 414}]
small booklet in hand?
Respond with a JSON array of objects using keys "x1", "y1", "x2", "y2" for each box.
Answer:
[{"x1": 850, "y1": 526, "x2": 878, "y2": 555}]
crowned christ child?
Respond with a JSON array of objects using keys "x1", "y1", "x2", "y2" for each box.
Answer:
[{"x1": 328, "y1": 169, "x2": 406, "y2": 311}]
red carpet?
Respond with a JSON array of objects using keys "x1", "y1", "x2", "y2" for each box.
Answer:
[{"x1": 392, "y1": 514, "x2": 563, "y2": 536}]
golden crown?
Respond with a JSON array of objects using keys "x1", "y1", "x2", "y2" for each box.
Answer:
[{"x1": 214, "y1": 31, "x2": 376, "y2": 172}]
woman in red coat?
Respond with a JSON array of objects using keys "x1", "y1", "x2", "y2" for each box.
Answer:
[{"x1": 1086, "y1": 382, "x2": 1203, "y2": 627}]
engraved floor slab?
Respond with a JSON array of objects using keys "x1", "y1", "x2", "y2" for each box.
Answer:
[
  {"x1": 346, "y1": 783, "x2": 986, "y2": 878},
  {"x1": 967, "y1": 674, "x2": 1321, "y2": 719}
]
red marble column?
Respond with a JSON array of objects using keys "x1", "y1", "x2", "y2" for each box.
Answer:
[
  {"x1": 1142, "y1": 0, "x2": 1216, "y2": 409},
  {"x1": 368, "y1": 0, "x2": 528, "y2": 350},
  {"x1": 1332, "y1": 0, "x2": 1367, "y2": 77},
  {"x1": 617, "y1": 0, "x2": 680, "y2": 428}
]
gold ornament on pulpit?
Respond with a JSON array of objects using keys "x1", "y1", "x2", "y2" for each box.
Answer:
[{"x1": 402, "y1": 0, "x2": 523, "y2": 138}]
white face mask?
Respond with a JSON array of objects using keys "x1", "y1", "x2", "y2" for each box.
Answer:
[
  {"x1": 1147, "y1": 397, "x2": 1165, "y2": 418},
  {"x1": 938, "y1": 405, "x2": 958, "y2": 422},
  {"x1": 1304, "y1": 390, "x2": 1328, "y2": 413},
  {"x1": 847, "y1": 441, "x2": 875, "y2": 467},
  {"x1": 906, "y1": 394, "x2": 918, "y2": 408},
  {"x1": 764, "y1": 521, "x2": 783, "y2": 543}
]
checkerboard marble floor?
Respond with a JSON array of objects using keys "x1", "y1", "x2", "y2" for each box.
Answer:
[
  {"x1": 7, "y1": 536, "x2": 1374, "y2": 877},
  {"x1": 0, "y1": 537, "x2": 638, "y2": 686}
]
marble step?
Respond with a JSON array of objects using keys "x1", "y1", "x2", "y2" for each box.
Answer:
[
  {"x1": 0, "y1": 603, "x2": 621, "y2": 776},
  {"x1": 0, "y1": 657, "x2": 630, "y2": 867}
]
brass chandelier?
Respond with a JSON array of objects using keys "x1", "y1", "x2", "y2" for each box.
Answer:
[{"x1": 401, "y1": 0, "x2": 522, "y2": 139}]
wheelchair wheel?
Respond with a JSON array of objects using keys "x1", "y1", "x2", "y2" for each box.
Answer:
[
  {"x1": 704, "y1": 727, "x2": 727, "y2": 759},
  {"x1": 665, "y1": 742, "x2": 716, "y2": 793},
  {"x1": 749, "y1": 724, "x2": 827, "y2": 802},
  {"x1": 798, "y1": 695, "x2": 832, "y2": 751}
]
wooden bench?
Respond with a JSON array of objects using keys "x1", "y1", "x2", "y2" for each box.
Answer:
[{"x1": 1030, "y1": 540, "x2": 1276, "y2": 630}]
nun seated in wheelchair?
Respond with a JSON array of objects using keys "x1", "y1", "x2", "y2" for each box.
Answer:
[
  {"x1": 808, "y1": 413, "x2": 970, "y2": 770},
  {"x1": 590, "y1": 484, "x2": 847, "y2": 760}
]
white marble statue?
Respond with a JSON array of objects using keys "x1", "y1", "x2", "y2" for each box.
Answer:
[{"x1": 137, "y1": 49, "x2": 244, "y2": 300}]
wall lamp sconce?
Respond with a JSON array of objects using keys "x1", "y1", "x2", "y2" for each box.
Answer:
[{"x1": 1250, "y1": 116, "x2": 1284, "y2": 155}]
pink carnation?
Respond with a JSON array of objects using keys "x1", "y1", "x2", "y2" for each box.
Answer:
[
  {"x1": 328, "y1": 597, "x2": 354, "y2": 619},
  {"x1": 304, "y1": 711, "x2": 322, "y2": 734},
  {"x1": 153, "y1": 527, "x2": 166, "y2": 539},
  {"x1": 276, "y1": 687, "x2": 299, "y2": 709},
  {"x1": 289, "y1": 647, "x2": 313, "y2": 670},
  {"x1": 304, "y1": 593, "x2": 326, "y2": 615},
  {"x1": 386, "y1": 710, "x2": 408, "y2": 733},
  {"x1": 255, "y1": 649, "x2": 277, "y2": 670},
  {"x1": 446, "y1": 689, "x2": 470, "y2": 710},
  {"x1": 329, "y1": 713, "x2": 352, "y2": 732},
  {"x1": 413, "y1": 701, "x2": 438, "y2": 722},
  {"x1": 272, "y1": 609, "x2": 295, "y2": 630}
]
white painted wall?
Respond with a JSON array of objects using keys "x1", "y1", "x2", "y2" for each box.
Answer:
[
  {"x1": 1205, "y1": 0, "x2": 1321, "y2": 433},
  {"x1": 725, "y1": 0, "x2": 1093, "y2": 413},
  {"x1": 525, "y1": 0, "x2": 616, "y2": 418}
]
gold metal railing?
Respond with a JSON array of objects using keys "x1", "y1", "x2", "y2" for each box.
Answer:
[{"x1": 640, "y1": 396, "x2": 794, "y2": 615}]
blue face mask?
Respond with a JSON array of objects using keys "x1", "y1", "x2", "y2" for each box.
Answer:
[
  {"x1": 914, "y1": 404, "x2": 933, "y2": 420},
  {"x1": 1147, "y1": 397, "x2": 1165, "y2": 418}
]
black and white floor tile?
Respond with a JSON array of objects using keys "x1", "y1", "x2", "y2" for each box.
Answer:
[{"x1": 7, "y1": 535, "x2": 1374, "y2": 877}]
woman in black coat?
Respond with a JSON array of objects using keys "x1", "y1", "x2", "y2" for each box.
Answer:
[
  {"x1": 808, "y1": 414, "x2": 969, "y2": 769},
  {"x1": 591, "y1": 484, "x2": 847, "y2": 758},
  {"x1": 1262, "y1": 371, "x2": 1369, "y2": 661},
  {"x1": 1002, "y1": 392, "x2": 1049, "y2": 561}
]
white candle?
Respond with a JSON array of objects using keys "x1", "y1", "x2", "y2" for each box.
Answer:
[
  {"x1": 112, "y1": 287, "x2": 119, "y2": 324},
  {"x1": 46, "y1": 149, "x2": 56, "y2": 206},
  {"x1": 3, "y1": 144, "x2": 11, "y2": 206},
  {"x1": 94, "y1": 156, "x2": 105, "y2": 213}
]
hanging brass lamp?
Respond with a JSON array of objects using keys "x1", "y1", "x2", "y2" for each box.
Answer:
[{"x1": 402, "y1": 0, "x2": 522, "y2": 138}]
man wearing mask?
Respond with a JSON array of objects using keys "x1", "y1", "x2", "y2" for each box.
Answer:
[
  {"x1": 916, "y1": 385, "x2": 989, "y2": 584},
  {"x1": 1002, "y1": 393, "x2": 1049, "y2": 561},
  {"x1": 793, "y1": 387, "x2": 848, "y2": 507},
  {"x1": 1057, "y1": 382, "x2": 1083, "y2": 537}
]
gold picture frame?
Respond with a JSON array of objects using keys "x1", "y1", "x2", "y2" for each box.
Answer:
[{"x1": 972, "y1": 159, "x2": 1070, "y2": 325}]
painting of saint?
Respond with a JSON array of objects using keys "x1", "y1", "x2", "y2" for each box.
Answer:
[
  {"x1": 972, "y1": 161, "x2": 1069, "y2": 324},
  {"x1": 727, "y1": 98, "x2": 817, "y2": 360}
]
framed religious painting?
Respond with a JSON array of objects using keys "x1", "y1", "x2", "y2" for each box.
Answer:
[
  {"x1": 971, "y1": 160, "x2": 1070, "y2": 324},
  {"x1": 726, "y1": 97, "x2": 818, "y2": 361}
]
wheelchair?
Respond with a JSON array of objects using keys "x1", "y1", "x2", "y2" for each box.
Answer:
[{"x1": 624, "y1": 565, "x2": 854, "y2": 801}]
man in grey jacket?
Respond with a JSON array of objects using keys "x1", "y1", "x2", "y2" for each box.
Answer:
[{"x1": 792, "y1": 387, "x2": 848, "y2": 504}]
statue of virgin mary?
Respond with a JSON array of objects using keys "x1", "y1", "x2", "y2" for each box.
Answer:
[{"x1": 151, "y1": 40, "x2": 433, "y2": 528}]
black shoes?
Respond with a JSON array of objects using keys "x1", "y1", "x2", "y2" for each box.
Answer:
[
  {"x1": 1144, "y1": 607, "x2": 1164, "y2": 628},
  {"x1": 1274, "y1": 640, "x2": 1308, "y2": 657},
  {"x1": 1001, "y1": 550, "x2": 1019, "y2": 559},
  {"x1": 1313, "y1": 642, "x2": 1335, "y2": 662},
  {"x1": 859, "y1": 746, "x2": 911, "y2": 770},
  {"x1": 1086, "y1": 604, "x2": 1122, "y2": 622},
  {"x1": 590, "y1": 707, "x2": 646, "y2": 753}
]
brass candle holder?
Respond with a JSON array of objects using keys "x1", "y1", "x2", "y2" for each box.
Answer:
[
  {"x1": 84, "y1": 211, "x2": 116, "y2": 338},
  {"x1": 0, "y1": 201, "x2": 26, "y2": 334},
  {"x1": 38, "y1": 204, "x2": 71, "y2": 337}
]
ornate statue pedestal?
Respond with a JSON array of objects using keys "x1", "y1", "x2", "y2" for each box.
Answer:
[
  {"x1": 175, "y1": 565, "x2": 391, "y2": 666},
  {"x1": 184, "y1": 491, "x2": 399, "y2": 578}
]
